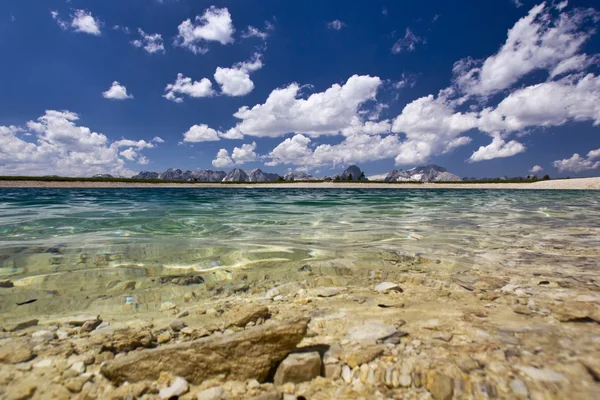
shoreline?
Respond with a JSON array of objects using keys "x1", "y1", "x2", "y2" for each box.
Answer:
[{"x1": 0, "y1": 176, "x2": 599, "y2": 189}]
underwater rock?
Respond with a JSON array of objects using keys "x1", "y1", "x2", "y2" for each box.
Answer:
[
  {"x1": 159, "y1": 275, "x2": 205, "y2": 286},
  {"x1": 274, "y1": 351, "x2": 322, "y2": 385},
  {"x1": 101, "y1": 318, "x2": 309, "y2": 385}
]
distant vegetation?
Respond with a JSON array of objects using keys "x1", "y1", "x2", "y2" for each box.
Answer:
[{"x1": 0, "y1": 176, "x2": 557, "y2": 185}]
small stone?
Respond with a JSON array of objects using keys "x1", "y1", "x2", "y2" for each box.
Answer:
[
  {"x1": 265, "y1": 287, "x2": 280, "y2": 299},
  {"x1": 341, "y1": 365, "x2": 353, "y2": 383},
  {"x1": 427, "y1": 371, "x2": 454, "y2": 400},
  {"x1": 512, "y1": 305, "x2": 532, "y2": 315},
  {"x1": 518, "y1": 366, "x2": 567, "y2": 382},
  {"x1": 229, "y1": 306, "x2": 271, "y2": 328},
  {"x1": 178, "y1": 310, "x2": 190, "y2": 318},
  {"x1": 0, "y1": 343, "x2": 35, "y2": 364},
  {"x1": 433, "y1": 332, "x2": 453, "y2": 342},
  {"x1": 254, "y1": 390, "x2": 283, "y2": 400},
  {"x1": 273, "y1": 295, "x2": 284, "y2": 301},
  {"x1": 170, "y1": 319, "x2": 187, "y2": 332},
  {"x1": 5, "y1": 382, "x2": 37, "y2": 400},
  {"x1": 33, "y1": 358, "x2": 53, "y2": 369},
  {"x1": 324, "y1": 363, "x2": 341, "y2": 379},
  {"x1": 341, "y1": 346, "x2": 385, "y2": 368},
  {"x1": 181, "y1": 327, "x2": 194, "y2": 335},
  {"x1": 509, "y1": 379, "x2": 529, "y2": 398},
  {"x1": 279, "y1": 382, "x2": 295, "y2": 394},
  {"x1": 4, "y1": 319, "x2": 38, "y2": 332},
  {"x1": 346, "y1": 322, "x2": 397, "y2": 344},
  {"x1": 70, "y1": 360, "x2": 86, "y2": 374},
  {"x1": 375, "y1": 282, "x2": 403, "y2": 293},
  {"x1": 196, "y1": 386, "x2": 224, "y2": 400},
  {"x1": 456, "y1": 357, "x2": 481, "y2": 373},
  {"x1": 160, "y1": 302, "x2": 177, "y2": 311},
  {"x1": 399, "y1": 374, "x2": 412, "y2": 387},
  {"x1": 247, "y1": 379, "x2": 260, "y2": 389},
  {"x1": 323, "y1": 344, "x2": 342, "y2": 365},
  {"x1": 159, "y1": 376, "x2": 189, "y2": 399},
  {"x1": 64, "y1": 376, "x2": 89, "y2": 393},
  {"x1": 32, "y1": 330, "x2": 56, "y2": 342},
  {"x1": 315, "y1": 287, "x2": 343, "y2": 297},
  {"x1": 582, "y1": 357, "x2": 600, "y2": 381},
  {"x1": 157, "y1": 331, "x2": 172, "y2": 344},
  {"x1": 67, "y1": 315, "x2": 100, "y2": 326},
  {"x1": 274, "y1": 352, "x2": 321, "y2": 385}
]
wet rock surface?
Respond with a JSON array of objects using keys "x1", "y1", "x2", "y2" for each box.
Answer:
[{"x1": 1, "y1": 248, "x2": 600, "y2": 399}]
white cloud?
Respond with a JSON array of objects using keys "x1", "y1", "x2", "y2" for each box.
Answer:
[
  {"x1": 71, "y1": 10, "x2": 101, "y2": 35},
  {"x1": 163, "y1": 74, "x2": 214, "y2": 102},
  {"x1": 220, "y1": 128, "x2": 244, "y2": 140},
  {"x1": 231, "y1": 142, "x2": 258, "y2": 164},
  {"x1": 241, "y1": 26, "x2": 268, "y2": 40},
  {"x1": 553, "y1": 149, "x2": 600, "y2": 172},
  {"x1": 102, "y1": 81, "x2": 134, "y2": 100},
  {"x1": 511, "y1": 0, "x2": 523, "y2": 7},
  {"x1": 152, "y1": 136, "x2": 165, "y2": 143},
  {"x1": 174, "y1": 6, "x2": 234, "y2": 54},
  {"x1": 51, "y1": 11, "x2": 68, "y2": 30},
  {"x1": 530, "y1": 165, "x2": 544, "y2": 173},
  {"x1": 214, "y1": 53, "x2": 263, "y2": 96},
  {"x1": 327, "y1": 20, "x2": 345, "y2": 30},
  {"x1": 265, "y1": 133, "x2": 402, "y2": 169},
  {"x1": 131, "y1": 29, "x2": 165, "y2": 54},
  {"x1": 212, "y1": 149, "x2": 234, "y2": 168},
  {"x1": 138, "y1": 156, "x2": 149, "y2": 165},
  {"x1": 391, "y1": 93, "x2": 478, "y2": 164},
  {"x1": 120, "y1": 147, "x2": 137, "y2": 161},
  {"x1": 183, "y1": 124, "x2": 220, "y2": 142},
  {"x1": 468, "y1": 135, "x2": 526, "y2": 162},
  {"x1": 233, "y1": 74, "x2": 382, "y2": 137},
  {"x1": 0, "y1": 111, "x2": 159, "y2": 176},
  {"x1": 391, "y1": 28, "x2": 424, "y2": 54},
  {"x1": 452, "y1": 3, "x2": 599, "y2": 97}
]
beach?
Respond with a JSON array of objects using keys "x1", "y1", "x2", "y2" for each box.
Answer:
[{"x1": 0, "y1": 176, "x2": 599, "y2": 189}]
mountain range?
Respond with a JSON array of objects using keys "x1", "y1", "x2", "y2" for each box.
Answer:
[{"x1": 130, "y1": 164, "x2": 462, "y2": 182}]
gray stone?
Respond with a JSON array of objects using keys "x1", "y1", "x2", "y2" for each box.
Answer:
[
  {"x1": 101, "y1": 318, "x2": 309, "y2": 385},
  {"x1": 31, "y1": 330, "x2": 56, "y2": 342},
  {"x1": 4, "y1": 319, "x2": 38, "y2": 332},
  {"x1": 196, "y1": 386, "x2": 224, "y2": 400},
  {"x1": 67, "y1": 315, "x2": 100, "y2": 326},
  {"x1": 170, "y1": 319, "x2": 187, "y2": 332},
  {"x1": 518, "y1": 366, "x2": 567, "y2": 382},
  {"x1": 0, "y1": 342, "x2": 35, "y2": 364},
  {"x1": 375, "y1": 282, "x2": 403, "y2": 293},
  {"x1": 274, "y1": 351, "x2": 322, "y2": 385},
  {"x1": 347, "y1": 322, "x2": 397, "y2": 344},
  {"x1": 315, "y1": 287, "x2": 343, "y2": 297},
  {"x1": 159, "y1": 376, "x2": 189, "y2": 399},
  {"x1": 509, "y1": 379, "x2": 529, "y2": 398}
]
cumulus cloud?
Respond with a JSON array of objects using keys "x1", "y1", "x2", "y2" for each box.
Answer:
[
  {"x1": 212, "y1": 149, "x2": 234, "y2": 168},
  {"x1": 553, "y1": 149, "x2": 600, "y2": 172},
  {"x1": 152, "y1": 136, "x2": 165, "y2": 143},
  {"x1": 0, "y1": 111, "x2": 158, "y2": 176},
  {"x1": 452, "y1": 3, "x2": 599, "y2": 97},
  {"x1": 174, "y1": 6, "x2": 234, "y2": 54},
  {"x1": 233, "y1": 75, "x2": 382, "y2": 137},
  {"x1": 327, "y1": 20, "x2": 345, "y2": 30},
  {"x1": 163, "y1": 74, "x2": 214, "y2": 102},
  {"x1": 468, "y1": 135, "x2": 526, "y2": 162},
  {"x1": 51, "y1": 10, "x2": 101, "y2": 35},
  {"x1": 231, "y1": 142, "x2": 258, "y2": 164},
  {"x1": 391, "y1": 28, "x2": 424, "y2": 54},
  {"x1": 265, "y1": 133, "x2": 401, "y2": 168},
  {"x1": 131, "y1": 29, "x2": 165, "y2": 54},
  {"x1": 214, "y1": 53, "x2": 263, "y2": 96},
  {"x1": 530, "y1": 165, "x2": 544, "y2": 173},
  {"x1": 183, "y1": 124, "x2": 221, "y2": 142},
  {"x1": 241, "y1": 25, "x2": 269, "y2": 40},
  {"x1": 102, "y1": 82, "x2": 134, "y2": 100}
]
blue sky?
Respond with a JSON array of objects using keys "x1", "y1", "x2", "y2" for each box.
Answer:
[{"x1": 1, "y1": 0, "x2": 599, "y2": 178}]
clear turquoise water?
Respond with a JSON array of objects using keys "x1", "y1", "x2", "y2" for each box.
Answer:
[{"x1": 0, "y1": 188, "x2": 599, "y2": 318}]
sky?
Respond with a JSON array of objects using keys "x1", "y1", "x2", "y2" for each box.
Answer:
[{"x1": 1, "y1": 0, "x2": 600, "y2": 178}]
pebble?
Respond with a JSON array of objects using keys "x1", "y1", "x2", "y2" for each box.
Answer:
[
  {"x1": 181, "y1": 327, "x2": 195, "y2": 335},
  {"x1": 315, "y1": 287, "x2": 343, "y2": 297},
  {"x1": 518, "y1": 366, "x2": 567, "y2": 382},
  {"x1": 31, "y1": 330, "x2": 56, "y2": 342},
  {"x1": 346, "y1": 322, "x2": 397, "y2": 344},
  {"x1": 70, "y1": 361, "x2": 86, "y2": 374},
  {"x1": 341, "y1": 365, "x2": 353, "y2": 383},
  {"x1": 265, "y1": 287, "x2": 280, "y2": 299},
  {"x1": 375, "y1": 282, "x2": 403, "y2": 293},
  {"x1": 274, "y1": 352, "x2": 322, "y2": 385},
  {"x1": 170, "y1": 319, "x2": 187, "y2": 332},
  {"x1": 159, "y1": 376, "x2": 189, "y2": 399},
  {"x1": 509, "y1": 378, "x2": 529, "y2": 398},
  {"x1": 160, "y1": 302, "x2": 177, "y2": 311},
  {"x1": 196, "y1": 386, "x2": 224, "y2": 400},
  {"x1": 33, "y1": 358, "x2": 53, "y2": 369},
  {"x1": 157, "y1": 331, "x2": 172, "y2": 344}
]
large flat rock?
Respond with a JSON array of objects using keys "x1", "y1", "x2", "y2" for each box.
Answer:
[{"x1": 101, "y1": 318, "x2": 309, "y2": 385}]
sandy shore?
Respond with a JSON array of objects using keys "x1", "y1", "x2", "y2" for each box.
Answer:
[{"x1": 0, "y1": 177, "x2": 599, "y2": 189}]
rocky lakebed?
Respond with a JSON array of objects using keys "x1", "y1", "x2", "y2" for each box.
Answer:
[{"x1": 1, "y1": 249, "x2": 600, "y2": 400}]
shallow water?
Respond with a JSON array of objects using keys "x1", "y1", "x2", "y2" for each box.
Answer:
[{"x1": 1, "y1": 188, "x2": 599, "y2": 321}]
